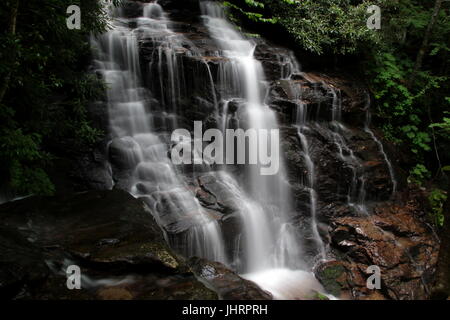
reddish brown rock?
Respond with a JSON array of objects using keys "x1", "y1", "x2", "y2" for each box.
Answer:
[{"x1": 317, "y1": 196, "x2": 439, "y2": 300}]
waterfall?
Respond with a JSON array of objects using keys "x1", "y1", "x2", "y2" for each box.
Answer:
[
  {"x1": 280, "y1": 63, "x2": 327, "y2": 260},
  {"x1": 295, "y1": 103, "x2": 327, "y2": 260},
  {"x1": 329, "y1": 88, "x2": 369, "y2": 215},
  {"x1": 90, "y1": 0, "x2": 331, "y2": 299},
  {"x1": 91, "y1": 1, "x2": 226, "y2": 263},
  {"x1": 200, "y1": 1, "x2": 329, "y2": 298},
  {"x1": 201, "y1": 1, "x2": 302, "y2": 269},
  {"x1": 364, "y1": 95, "x2": 397, "y2": 196}
]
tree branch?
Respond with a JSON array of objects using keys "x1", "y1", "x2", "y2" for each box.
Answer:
[{"x1": 0, "y1": 0, "x2": 20, "y2": 104}]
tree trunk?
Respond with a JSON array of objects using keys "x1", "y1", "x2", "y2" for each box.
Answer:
[
  {"x1": 431, "y1": 185, "x2": 450, "y2": 299},
  {"x1": 0, "y1": 0, "x2": 20, "y2": 104},
  {"x1": 414, "y1": 0, "x2": 443, "y2": 73}
]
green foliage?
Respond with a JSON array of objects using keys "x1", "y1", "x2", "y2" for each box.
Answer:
[
  {"x1": 223, "y1": 0, "x2": 380, "y2": 55},
  {"x1": 366, "y1": 0, "x2": 450, "y2": 181},
  {"x1": 369, "y1": 51, "x2": 447, "y2": 156},
  {"x1": 430, "y1": 111, "x2": 450, "y2": 139},
  {"x1": 223, "y1": 1, "x2": 277, "y2": 24},
  {"x1": 244, "y1": 0, "x2": 264, "y2": 9},
  {"x1": 225, "y1": 0, "x2": 449, "y2": 185},
  {"x1": 0, "y1": 128, "x2": 54, "y2": 195},
  {"x1": 0, "y1": 0, "x2": 120, "y2": 195},
  {"x1": 309, "y1": 291, "x2": 329, "y2": 300},
  {"x1": 409, "y1": 164, "x2": 431, "y2": 185},
  {"x1": 428, "y1": 188, "x2": 447, "y2": 227}
]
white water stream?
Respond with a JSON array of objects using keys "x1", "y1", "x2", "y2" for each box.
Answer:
[
  {"x1": 91, "y1": 1, "x2": 226, "y2": 263},
  {"x1": 200, "y1": 1, "x2": 326, "y2": 298}
]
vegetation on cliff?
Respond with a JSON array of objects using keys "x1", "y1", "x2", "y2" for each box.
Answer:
[
  {"x1": 0, "y1": 0, "x2": 449, "y2": 299},
  {"x1": 225, "y1": 0, "x2": 449, "y2": 191},
  {"x1": 224, "y1": 0, "x2": 450, "y2": 225},
  {"x1": 0, "y1": 0, "x2": 121, "y2": 195},
  {"x1": 223, "y1": 0, "x2": 450, "y2": 297}
]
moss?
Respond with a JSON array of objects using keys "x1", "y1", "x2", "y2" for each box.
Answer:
[
  {"x1": 141, "y1": 242, "x2": 179, "y2": 269},
  {"x1": 306, "y1": 290, "x2": 330, "y2": 300},
  {"x1": 322, "y1": 264, "x2": 346, "y2": 278},
  {"x1": 183, "y1": 282, "x2": 218, "y2": 300},
  {"x1": 315, "y1": 292, "x2": 330, "y2": 300},
  {"x1": 317, "y1": 264, "x2": 346, "y2": 297},
  {"x1": 89, "y1": 241, "x2": 180, "y2": 270}
]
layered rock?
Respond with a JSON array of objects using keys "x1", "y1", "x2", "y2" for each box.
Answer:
[
  {"x1": 0, "y1": 190, "x2": 220, "y2": 299},
  {"x1": 45, "y1": 0, "x2": 439, "y2": 300},
  {"x1": 189, "y1": 257, "x2": 272, "y2": 300},
  {"x1": 316, "y1": 194, "x2": 438, "y2": 300}
]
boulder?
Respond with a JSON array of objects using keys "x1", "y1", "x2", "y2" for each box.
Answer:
[
  {"x1": 316, "y1": 197, "x2": 439, "y2": 300},
  {"x1": 0, "y1": 190, "x2": 220, "y2": 300},
  {"x1": 189, "y1": 257, "x2": 272, "y2": 300}
]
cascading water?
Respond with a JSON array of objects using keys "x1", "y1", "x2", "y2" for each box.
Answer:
[
  {"x1": 90, "y1": 0, "x2": 332, "y2": 299},
  {"x1": 295, "y1": 103, "x2": 327, "y2": 260},
  {"x1": 329, "y1": 88, "x2": 369, "y2": 215},
  {"x1": 364, "y1": 95, "x2": 397, "y2": 195},
  {"x1": 91, "y1": 2, "x2": 226, "y2": 263},
  {"x1": 201, "y1": 1, "x2": 300, "y2": 269},
  {"x1": 275, "y1": 56, "x2": 328, "y2": 263},
  {"x1": 200, "y1": 1, "x2": 328, "y2": 298}
]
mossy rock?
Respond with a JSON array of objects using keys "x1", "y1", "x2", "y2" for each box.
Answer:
[{"x1": 316, "y1": 262, "x2": 347, "y2": 297}]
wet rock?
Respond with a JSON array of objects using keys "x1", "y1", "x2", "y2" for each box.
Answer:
[
  {"x1": 157, "y1": 0, "x2": 201, "y2": 15},
  {"x1": 198, "y1": 174, "x2": 241, "y2": 213},
  {"x1": 109, "y1": 137, "x2": 141, "y2": 171},
  {"x1": 254, "y1": 42, "x2": 293, "y2": 81},
  {"x1": 97, "y1": 287, "x2": 134, "y2": 300},
  {"x1": 189, "y1": 257, "x2": 272, "y2": 300},
  {"x1": 121, "y1": 1, "x2": 143, "y2": 18},
  {"x1": 94, "y1": 273, "x2": 217, "y2": 300},
  {"x1": 280, "y1": 127, "x2": 306, "y2": 179},
  {"x1": 317, "y1": 197, "x2": 439, "y2": 300},
  {"x1": 0, "y1": 227, "x2": 51, "y2": 299},
  {"x1": 88, "y1": 101, "x2": 109, "y2": 131},
  {"x1": 315, "y1": 261, "x2": 351, "y2": 298},
  {"x1": 0, "y1": 189, "x2": 219, "y2": 300},
  {"x1": 62, "y1": 140, "x2": 113, "y2": 192}
]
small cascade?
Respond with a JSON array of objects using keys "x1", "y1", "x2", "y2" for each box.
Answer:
[
  {"x1": 200, "y1": 1, "x2": 330, "y2": 298},
  {"x1": 243, "y1": 269, "x2": 328, "y2": 300},
  {"x1": 329, "y1": 88, "x2": 369, "y2": 215},
  {"x1": 295, "y1": 102, "x2": 327, "y2": 260},
  {"x1": 0, "y1": 191, "x2": 29, "y2": 205},
  {"x1": 91, "y1": 2, "x2": 227, "y2": 263},
  {"x1": 87, "y1": 0, "x2": 409, "y2": 300},
  {"x1": 284, "y1": 71, "x2": 327, "y2": 261},
  {"x1": 364, "y1": 95, "x2": 397, "y2": 196},
  {"x1": 201, "y1": 1, "x2": 303, "y2": 273}
]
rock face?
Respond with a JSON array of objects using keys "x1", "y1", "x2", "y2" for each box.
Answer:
[
  {"x1": 189, "y1": 257, "x2": 272, "y2": 300},
  {"x1": 316, "y1": 193, "x2": 439, "y2": 300},
  {"x1": 36, "y1": 0, "x2": 439, "y2": 300},
  {"x1": 0, "y1": 190, "x2": 219, "y2": 300}
]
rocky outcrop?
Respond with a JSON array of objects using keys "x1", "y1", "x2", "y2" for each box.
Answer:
[
  {"x1": 39, "y1": 0, "x2": 439, "y2": 300},
  {"x1": 315, "y1": 193, "x2": 439, "y2": 300},
  {"x1": 0, "y1": 190, "x2": 221, "y2": 299},
  {"x1": 189, "y1": 257, "x2": 272, "y2": 300},
  {"x1": 253, "y1": 32, "x2": 437, "y2": 299}
]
